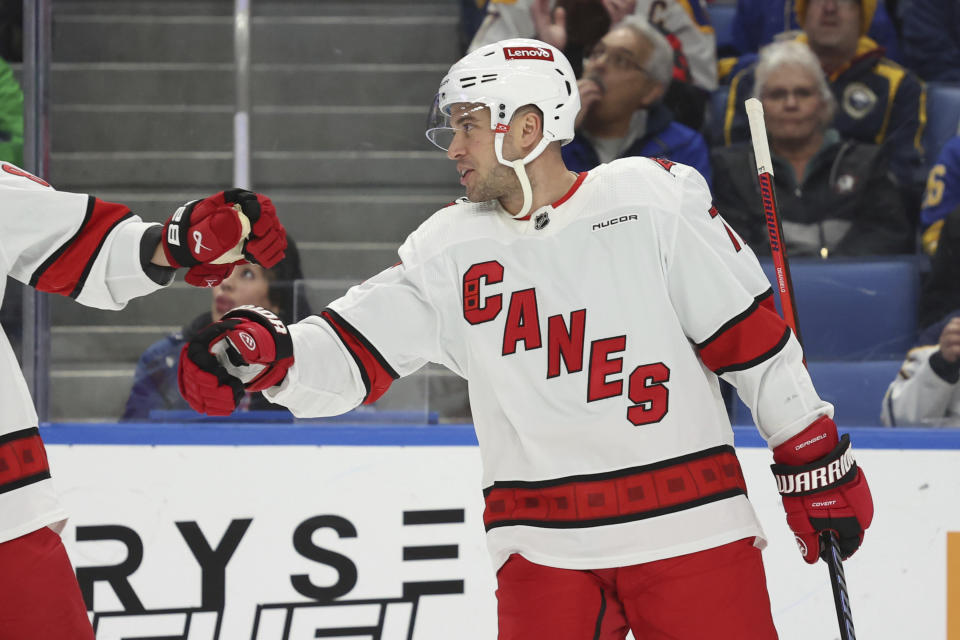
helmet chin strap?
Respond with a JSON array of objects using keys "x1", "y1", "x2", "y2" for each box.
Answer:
[{"x1": 495, "y1": 133, "x2": 551, "y2": 219}]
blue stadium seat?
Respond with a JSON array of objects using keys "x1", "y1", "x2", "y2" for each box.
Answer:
[
  {"x1": 731, "y1": 360, "x2": 901, "y2": 425},
  {"x1": 758, "y1": 258, "x2": 920, "y2": 360},
  {"x1": 710, "y1": 4, "x2": 738, "y2": 56},
  {"x1": 923, "y1": 82, "x2": 960, "y2": 170}
]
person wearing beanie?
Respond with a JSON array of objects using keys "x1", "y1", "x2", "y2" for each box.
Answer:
[
  {"x1": 720, "y1": 0, "x2": 927, "y2": 215},
  {"x1": 122, "y1": 234, "x2": 310, "y2": 419}
]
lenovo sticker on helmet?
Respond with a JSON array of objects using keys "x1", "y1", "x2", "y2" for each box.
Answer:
[
  {"x1": 503, "y1": 46, "x2": 555, "y2": 61},
  {"x1": 495, "y1": 123, "x2": 510, "y2": 133}
]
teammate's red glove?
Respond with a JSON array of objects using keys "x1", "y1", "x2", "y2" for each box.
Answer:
[
  {"x1": 178, "y1": 305, "x2": 294, "y2": 416},
  {"x1": 162, "y1": 189, "x2": 287, "y2": 287},
  {"x1": 771, "y1": 415, "x2": 874, "y2": 564},
  {"x1": 234, "y1": 189, "x2": 287, "y2": 268}
]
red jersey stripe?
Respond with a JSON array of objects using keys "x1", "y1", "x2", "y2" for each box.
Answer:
[
  {"x1": 483, "y1": 446, "x2": 746, "y2": 530},
  {"x1": 0, "y1": 428, "x2": 51, "y2": 495},
  {"x1": 697, "y1": 295, "x2": 791, "y2": 375},
  {"x1": 30, "y1": 197, "x2": 133, "y2": 298},
  {"x1": 321, "y1": 309, "x2": 398, "y2": 404}
]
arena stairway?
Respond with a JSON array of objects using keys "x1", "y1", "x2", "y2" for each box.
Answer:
[{"x1": 45, "y1": 0, "x2": 468, "y2": 421}]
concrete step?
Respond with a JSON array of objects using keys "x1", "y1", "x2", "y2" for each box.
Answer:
[
  {"x1": 87, "y1": 188, "x2": 454, "y2": 243},
  {"x1": 49, "y1": 360, "x2": 469, "y2": 422},
  {"x1": 51, "y1": 105, "x2": 431, "y2": 152},
  {"x1": 50, "y1": 362, "x2": 136, "y2": 421},
  {"x1": 300, "y1": 242, "x2": 399, "y2": 280},
  {"x1": 49, "y1": 150, "x2": 455, "y2": 189},
  {"x1": 49, "y1": 63, "x2": 445, "y2": 107},
  {"x1": 54, "y1": 1, "x2": 452, "y2": 17},
  {"x1": 51, "y1": 324, "x2": 175, "y2": 363},
  {"x1": 53, "y1": 15, "x2": 459, "y2": 64},
  {"x1": 49, "y1": 279, "x2": 360, "y2": 327}
]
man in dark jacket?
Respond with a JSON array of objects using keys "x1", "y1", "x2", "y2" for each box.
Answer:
[
  {"x1": 713, "y1": 40, "x2": 913, "y2": 258},
  {"x1": 721, "y1": 0, "x2": 926, "y2": 209},
  {"x1": 561, "y1": 14, "x2": 712, "y2": 182}
]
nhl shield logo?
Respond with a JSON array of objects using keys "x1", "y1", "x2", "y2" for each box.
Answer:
[{"x1": 534, "y1": 212, "x2": 550, "y2": 230}]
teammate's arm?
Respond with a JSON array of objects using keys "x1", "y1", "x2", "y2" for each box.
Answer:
[{"x1": 0, "y1": 164, "x2": 286, "y2": 308}]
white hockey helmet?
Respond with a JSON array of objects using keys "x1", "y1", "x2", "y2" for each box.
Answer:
[
  {"x1": 426, "y1": 39, "x2": 580, "y2": 218},
  {"x1": 426, "y1": 38, "x2": 579, "y2": 160}
]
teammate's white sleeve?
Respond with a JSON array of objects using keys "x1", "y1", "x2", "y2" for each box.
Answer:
[
  {"x1": 0, "y1": 164, "x2": 171, "y2": 544},
  {"x1": 881, "y1": 345, "x2": 960, "y2": 426},
  {"x1": 664, "y1": 168, "x2": 832, "y2": 447},
  {"x1": 0, "y1": 171, "x2": 169, "y2": 309}
]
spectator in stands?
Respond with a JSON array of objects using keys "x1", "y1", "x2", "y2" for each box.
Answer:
[
  {"x1": 918, "y1": 136, "x2": 960, "y2": 255},
  {"x1": 468, "y1": 0, "x2": 716, "y2": 129},
  {"x1": 723, "y1": 0, "x2": 901, "y2": 62},
  {"x1": 720, "y1": 0, "x2": 927, "y2": 210},
  {"x1": 562, "y1": 15, "x2": 712, "y2": 181},
  {"x1": 899, "y1": 0, "x2": 960, "y2": 82},
  {"x1": 881, "y1": 312, "x2": 960, "y2": 426},
  {"x1": 122, "y1": 235, "x2": 309, "y2": 420},
  {"x1": 893, "y1": 197, "x2": 960, "y2": 425},
  {"x1": 712, "y1": 40, "x2": 913, "y2": 257},
  {"x1": 459, "y1": 0, "x2": 491, "y2": 53}
]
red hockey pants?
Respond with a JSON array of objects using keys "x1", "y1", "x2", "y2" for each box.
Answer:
[
  {"x1": 496, "y1": 538, "x2": 778, "y2": 639},
  {"x1": 0, "y1": 527, "x2": 94, "y2": 640}
]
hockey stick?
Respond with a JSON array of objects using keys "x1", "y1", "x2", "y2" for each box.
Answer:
[{"x1": 744, "y1": 97, "x2": 856, "y2": 640}]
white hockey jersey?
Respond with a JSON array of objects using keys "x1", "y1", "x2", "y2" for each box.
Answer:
[
  {"x1": 0, "y1": 163, "x2": 169, "y2": 544},
  {"x1": 468, "y1": 0, "x2": 719, "y2": 90},
  {"x1": 267, "y1": 158, "x2": 832, "y2": 570},
  {"x1": 881, "y1": 345, "x2": 960, "y2": 427}
]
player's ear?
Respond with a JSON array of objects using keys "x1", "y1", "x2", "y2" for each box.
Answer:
[{"x1": 518, "y1": 108, "x2": 544, "y2": 151}]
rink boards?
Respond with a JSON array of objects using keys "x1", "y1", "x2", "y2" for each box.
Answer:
[{"x1": 42, "y1": 424, "x2": 960, "y2": 640}]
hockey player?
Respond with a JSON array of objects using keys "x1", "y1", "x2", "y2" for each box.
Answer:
[
  {"x1": 0, "y1": 163, "x2": 285, "y2": 639},
  {"x1": 178, "y1": 39, "x2": 873, "y2": 638}
]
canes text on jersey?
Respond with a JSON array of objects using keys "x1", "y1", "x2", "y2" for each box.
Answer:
[{"x1": 462, "y1": 260, "x2": 670, "y2": 426}]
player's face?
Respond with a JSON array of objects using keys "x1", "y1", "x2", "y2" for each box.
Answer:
[
  {"x1": 760, "y1": 64, "x2": 827, "y2": 146},
  {"x1": 803, "y1": 0, "x2": 861, "y2": 52},
  {"x1": 211, "y1": 263, "x2": 277, "y2": 322},
  {"x1": 446, "y1": 103, "x2": 519, "y2": 203},
  {"x1": 582, "y1": 27, "x2": 661, "y2": 123}
]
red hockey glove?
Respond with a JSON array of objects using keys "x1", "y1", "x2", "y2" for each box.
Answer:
[
  {"x1": 771, "y1": 415, "x2": 874, "y2": 564},
  {"x1": 230, "y1": 189, "x2": 287, "y2": 268},
  {"x1": 162, "y1": 189, "x2": 287, "y2": 287},
  {"x1": 177, "y1": 305, "x2": 294, "y2": 416}
]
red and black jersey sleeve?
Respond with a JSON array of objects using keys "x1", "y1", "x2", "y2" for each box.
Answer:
[
  {"x1": 0, "y1": 427, "x2": 51, "y2": 495},
  {"x1": 696, "y1": 289, "x2": 791, "y2": 375},
  {"x1": 321, "y1": 308, "x2": 399, "y2": 404},
  {"x1": 28, "y1": 196, "x2": 133, "y2": 299}
]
